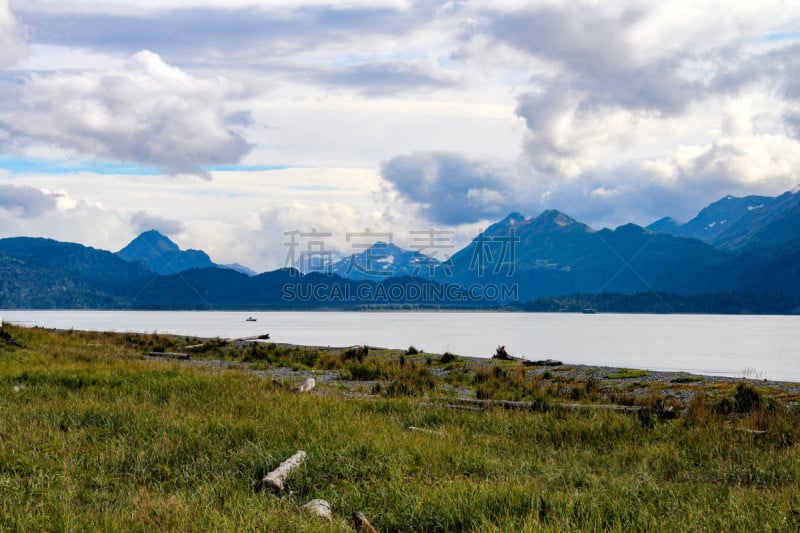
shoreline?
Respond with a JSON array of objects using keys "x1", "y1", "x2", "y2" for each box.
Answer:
[
  {"x1": 6, "y1": 322, "x2": 799, "y2": 409},
  {"x1": 4, "y1": 310, "x2": 797, "y2": 382},
  {"x1": 161, "y1": 337, "x2": 800, "y2": 410}
]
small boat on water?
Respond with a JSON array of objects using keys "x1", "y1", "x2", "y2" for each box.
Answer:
[
  {"x1": 246, "y1": 317, "x2": 257, "y2": 322},
  {"x1": 582, "y1": 308, "x2": 597, "y2": 314}
]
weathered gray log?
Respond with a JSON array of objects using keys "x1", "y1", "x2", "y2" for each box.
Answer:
[
  {"x1": 302, "y1": 499, "x2": 332, "y2": 521},
  {"x1": 407, "y1": 426, "x2": 445, "y2": 436},
  {"x1": 737, "y1": 428, "x2": 766, "y2": 435},
  {"x1": 555, "y1": 402, "x2": 645, "y2": 413},
  {"x1": 147, "y1": 351, "x2": 189, "y2": 360},
  {"x1": 454, "y1": 398, "x2": 550, "y2": 412},
  {"x1": 228, "y1": 334, "x2": 270, "y2": 342},
  {"x1": 528, "y1": 359, "x2": 563, "y2": 366},
  {"x1": 450, "y1": 398, "x2": 647, "y2": 413},
  {"x1": 421, "y1": 402, "x2": 483, "y2": 412},
  {"x1": 493, "y1": 345, "x2": 513, "y2": 360},
  {"x1": 293, "y1": 378, "x2": 316, "y2": 393},
  {"x1": 262, "y1": 450, "x2": 307, "y2": 493},
  {"x1": 352, "y1": 511, "x2": 378, "y2": 533}
]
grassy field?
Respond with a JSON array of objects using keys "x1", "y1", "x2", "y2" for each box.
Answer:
[{"x1": 1, "y1": 324, "x2": 799, "y2": 532}]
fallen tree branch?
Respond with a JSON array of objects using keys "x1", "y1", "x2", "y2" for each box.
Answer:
[
  {"x1": 147, "y1": 351, "x2": 189, "y2": 360},
  {"x1": 262, "y1": 450, "x2": 307, "y2": 493},
  {"x1": 352, "y1": 511, "x2": 378, "y2": 533},
  {"x1": 407, "y1": 426, "x2": 446, "y2": 436},
  {"x1": 737, "y1": 428, "x2": 766, "y2": 435}
]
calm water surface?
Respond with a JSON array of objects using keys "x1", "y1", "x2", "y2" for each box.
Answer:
[{"x1": 3, "y1": 310, "x2": 798, "y2": 381}]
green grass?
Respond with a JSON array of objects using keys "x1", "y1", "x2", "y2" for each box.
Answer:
[
  {"x1": 1, "y1": 324, "x2": 800, "y2": 531},
  {"x1": 606, "y1": 368, "x2": 651, "y2": 379},
  {"x1": 671, "y1": 375, "x2": 705, "y2": 384}
]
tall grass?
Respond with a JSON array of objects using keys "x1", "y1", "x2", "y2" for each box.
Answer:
[{"x1": 1, "y1": 324, "x2": 799, "y2": 531}]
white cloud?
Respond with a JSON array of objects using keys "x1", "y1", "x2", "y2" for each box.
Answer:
[
  {"x1": 3, "y1": 0, "x2": 800, "y2": 264},
  {"x1": 0, "y1": 0, "x2": 27, "y2": 66},
  {"x1": 1, "y1": 51, "x2": 251, "y2": 176},
  {"x1": 3, "y1": 166, "x2": 436, "y2": 271},
  {"x1": 130, "y1": 211, "x2": 185, "y2": 237}
]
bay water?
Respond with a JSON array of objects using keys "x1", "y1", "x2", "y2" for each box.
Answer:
[{"x1": 2, "y1": 310, "x2": 798, "y2": 382}]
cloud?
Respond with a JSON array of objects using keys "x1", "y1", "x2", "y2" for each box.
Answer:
[
  {"x1": 0, "y1": 0, "x2": 27, "y2": 66},
  {"x1": 130, "y1": 210, "x2": 185, "y2": 236},
  {"x1": 13, "y1": 4, "x2": 435, "y2": 63},
  {"x1": 0, "y1": 184, "x2": 58, "y2": 217},
  {"x1": 381, "y1": 151, "x2": 521, "y2": 225},
  {"x1": 313, "y1": 60, "x2": 457, "y2": 96},
  {"x1": 0, "y1": 50, "x2": 251, "y2": 176},
  {"x1": 515, "y1": 90, "x2": 643, "y2": 178},
  {"x1": 451, "y1": 2, "x2": 800, "y2": 181}
]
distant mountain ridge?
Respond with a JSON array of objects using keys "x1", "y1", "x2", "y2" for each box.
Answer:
[
  {"x1": 116, "y1": 230, "x2": 255, "y2": 276},
  {"x1": 646, "y1": 190, "x2": 800, "y2": 253},
  {"x1": 0, "y1": 188, "x2": 798, "y2": 311},
  {"x1": 435, "y1": 210, "x2": 733, "y2": 301},
  {"x1": 326, "y1": 241, "x2": 441, "y2": 280}
]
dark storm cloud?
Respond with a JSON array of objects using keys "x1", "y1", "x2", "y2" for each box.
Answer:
[{"x1": 381, "y1": 151, "x2": 519, "y2": 225}]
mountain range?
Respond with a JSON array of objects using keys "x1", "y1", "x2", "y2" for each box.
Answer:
[
  {"x1": 646, "y1": 189, "x2": 800, "y2": 253},
  {"x1": 1, "y1": 188, "x2": 798, "y2": 311},
  {"x1": 116, "y1": 230, "x2": 257, "y2": 276}
]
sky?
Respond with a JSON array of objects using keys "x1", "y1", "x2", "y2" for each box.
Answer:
[{"x1": 1, "y1": 0, "x2": 799, "y2": 272}]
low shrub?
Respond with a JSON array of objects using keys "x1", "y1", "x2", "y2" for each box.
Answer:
[
  {"x1": 440, "y1": 352, "x2": 457, "y2": 364},
  {"x1": 341, "y1": 345, "x2": 369, "y2": 363},
  {"x1": 734, "y1": 382, "x2": 763, "y2": 413}
]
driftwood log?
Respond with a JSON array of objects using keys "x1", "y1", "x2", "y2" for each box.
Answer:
[
  {"x1": 352, "y1": 511, "x2": 378, "y2": 533},
  {"x1": 459, "y1": 398, "x2": 645, "y2": 412},
  {"x1": 435, "y1": 398, "x2": 677, "y2": 420},
  {"x1": 262, "y1": 450, "x2": 307, "y2": 493},
  {"x1": 407, "y1": 426, "x2": 445, "y2": 436},
  {"x1": 528, "y1": 359, "x2": 563, "y2": 366},
  {"x1": 293, "y1": 378, "x2": 316, "y2": 393},
  {"x1": 737, "y1": 428, "x2": 766, "y2": 435},
  {"x1": 147, "y1": 351, "x2": 189, "y2": 360},
  {"x1": 491, "y1": 345, "x2": 562, "y2": 366},
  {"x1": 493, "y1": 345, "x2": 513, "y2": 360},
  {"x1": 302, "y1": 499, "x2": 332, "y2": 521}
]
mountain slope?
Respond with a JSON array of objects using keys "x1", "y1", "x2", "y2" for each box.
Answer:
[
  {"x1": 0, "y1": 237, "x2": 154, "y2": 308},
  {"x1": 646, "y1": 190, "x2": 800, "y2": 254},
  {"x1": 711, "y1": 190, "x2": 800, "y2": 253},
  {"x1": 440, "y1": 210, "x2": 734, "y2": 300},
  {"x1": 116, "y1": 230, "x2": 217, "y2": 275},
  {"x1": 329, "y1": 241, "x2": 441, "y2": 281}
]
